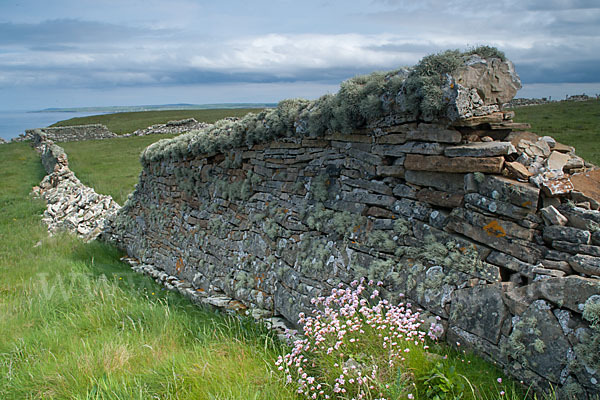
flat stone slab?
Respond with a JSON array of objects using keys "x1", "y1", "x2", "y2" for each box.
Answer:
[
  {"x1": 543, "y1": 225, "x2": 591, "y2": 244},
  {"x1": 569, "y1": 254, "x2": 600, "y2": 276},
  {"x1": 404, "y1": 154, "x2": 504, "y2": 173},
  {"x1": 476, "y1": 175, "x2": 540, "y2": 210},
  {"x1": 546, "y1": 151, "x2": 570, "y2": 171},
  {"x1": 447, "y1": 215, "x2": 543, "y2": 264},
  {"x1": 416, "y1": 188, "x2": 464, "y2": 208},
  {"x1": 444, "y1": 141, "x2": 516, "y2": 157},
  {"x1": 571, "y1": 169, "x2": 600, "y2": 203},
  {"x1": 404, "y1": 170, "x2": 466, "y2": 192},
  {"x1": 449, "y1": 284, "x2": 507, "y2": 344},
  {"x1": 406, "y1": 124, "x2": 462, "y2": 143}
]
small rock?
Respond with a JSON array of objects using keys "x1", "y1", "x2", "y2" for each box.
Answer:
[
  {"x1": 540, "y1": 136, "x2": 556, "y2": 148},
  {"x1": 540, "y1": 205, "x2": 568, "y2": 226},
  {"x1": 505, "y1": 161, "x2": 532, "y2": 181}
]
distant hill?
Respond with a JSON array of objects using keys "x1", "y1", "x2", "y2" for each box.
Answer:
[{"x1": 36, "y1": 103, "x2": 277, "y2": 113}]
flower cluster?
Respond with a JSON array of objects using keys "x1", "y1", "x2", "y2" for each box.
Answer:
[{"x1": 276, "y1": 279, "x2": 438, "y2": 399}]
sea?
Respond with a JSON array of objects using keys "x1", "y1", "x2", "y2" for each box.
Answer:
[{"x1": 0, "y1": 110, "x2": 111, "y2": 141}]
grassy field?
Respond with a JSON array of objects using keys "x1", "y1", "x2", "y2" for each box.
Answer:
[
  {"x1": 513, "y1": 99, "x2": 600, "y2": 165},
  {"x1": 51, "y1": 108, "x2": 265, "y2": 135},
  {"x1": 61, "y1": 135, "x2": 178, "y2": 205},
  {"x1": 0, "y1": 142, "x2": 294, "y2": 399}
]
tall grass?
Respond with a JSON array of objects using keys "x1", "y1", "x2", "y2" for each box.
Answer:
[{"x1": 0, "y1": 142, "x2": 294, "y2": 399}]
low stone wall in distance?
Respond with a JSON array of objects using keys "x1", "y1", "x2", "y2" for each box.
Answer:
[{"x1": 26, "y1": 124, "x2": 117, "y2": 142}]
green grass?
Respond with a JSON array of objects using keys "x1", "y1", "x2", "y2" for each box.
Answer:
[
  {"x1": 513, "y1": 99, "x2": 600, "y2": 166},
  {"x1": 51, "y1": 108, "x2": 265, "y2": 135},
  {"x1": 0, "y1": 142, "x2": 294, "y2": 399},
  {"x1": 61, "y1": 135, "x2": 178, "y2": 205}
]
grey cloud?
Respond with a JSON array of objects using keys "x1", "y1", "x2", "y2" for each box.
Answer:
[
  {"x1": 524, "y1": 0, "x2": 600, "y2": 10},
  {"x1": 515, "y1": 59, "x2": 600, "y2": 83},
  {"x1": 0, "y1": 19, "x2": 168, "y2": 47}
]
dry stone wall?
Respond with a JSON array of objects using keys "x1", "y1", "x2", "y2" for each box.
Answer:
[
  {"x1": 26, "y1": 125, "x2": 117, "y2": 142},
  {"x1": 106, "y1": 50, "x2": 600, "y2": 398},
  {"x1": 31, "y1": 133, "x2": 121, "y2": 240}
]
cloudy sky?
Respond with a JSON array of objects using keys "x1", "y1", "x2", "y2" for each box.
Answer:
[{"x1": 1, "y1": 0, "x2": 599, "y2": 110}]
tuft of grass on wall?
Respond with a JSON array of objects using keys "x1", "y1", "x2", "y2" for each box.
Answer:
[{"x1": 140, "y1": 46, "x2": 507, "y2": 165}]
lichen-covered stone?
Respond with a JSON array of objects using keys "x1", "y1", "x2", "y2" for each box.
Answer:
[
  {"x1": 449, "y1": 284, "x2": 507, "y2": 344},
  {"x1": 543, "y1": 225, "x2": 591, "y2": 245},
  {"x1": 444, "y1": 141, "x2": 516, "y2": 158}
]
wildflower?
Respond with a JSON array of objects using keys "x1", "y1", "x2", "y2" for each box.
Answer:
[{"x1": 497, "y1": 377, "x2": 502, "y2": 384}]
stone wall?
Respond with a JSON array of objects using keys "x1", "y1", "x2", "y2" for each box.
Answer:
[
  {"x1": 25, "y1": 124, "x2": 117, "y2": 142},
  {"x1": 106, "y1": 49, "x2": 600, "y2": 398},
  {"x1": 31, "y1": 133, "x2": 121, "y2": 240},
  {"x1": 126, "y1": 118, "x2": 212, "y2": 137}
]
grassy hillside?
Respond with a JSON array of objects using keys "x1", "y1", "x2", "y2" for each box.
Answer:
[
  {"x1": 51, "y1": 108, "x2": 265, "y2": 135},
  {"x1": 513, "y1": 99, "x2": 600, "y2": 166}
]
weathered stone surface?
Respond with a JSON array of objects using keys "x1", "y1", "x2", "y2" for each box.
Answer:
[
  {"x1": 375, "y1": 133, "x2": 407, "y2": 144},
  {"x1": 341, "y1": 177, "x2": 393, "y2": 195},
  {"x1": 392, "y1": 183, "x2": 417, "y2": 199},
  {"x1": 341, "y1": 190, "x2": 395, "y2": 207},
  {"x1": 476, "y1": 175, "x2": 540, "y2": 210},
  {"x1": 489, "y1": 121, "x2": 530, "y2": 131},
  {"x1": 444, "y1": 141, "x2": 516, "y2": 157},
  {"x1": 504, "y1": 300, "x2": 570, "y2": 383},
  {"x1": 453, "y1": 112, "x2": 504, "y2": 127},
  {"x1": 552, "y1": 241, "x2": 600, "y2": 256},
  {"x1": 446, "y1": 215, "x2": 543, "y2": 264},
  {"x1": 541, "y1": 205, "x2": 568, "y2": 226},
  {"x1": 593, "y1": 231, "x2": 600, "y2": 246},
  {"x1": 505, "y1": 161, "x2": 532, "y2": 180},
  {"x1": 404, "y1": 170, "x2": 466, "y2": 192},
  {"x1": 487, "y1": 251, "x2": 536, "y2": 277},
  {"x1": 543, "y1": 225, "x2": 591, "y2": 244},
  {"x1": 568, "y1": 254, "x2": 600, "y2": 276},
  {"x1": 388, "y1": 141, "x2": 446, "y2": 155},
  {"x1": 416, "y1": 188, "x2": 464, "y2": 208},
  {"x1": 540, "y1": 176, "x2": 574, "y2": 197},
  {"x1": 546, "y1": 151, "x2": 570, "y2": 171},
  {"x1": 406, "y1": 124, "x2": 462, "y2": 143},
  {"x1": 449, "y1": 284, "x2": 507, "y2": 344},
  {"x1": 559, "y1": 206, "x2": 600, "y2": 230},
  {"x1": 506, "y1": 276, "x2": 600, "y2": 314},
  {"x1": 570, "y1": 169, "x2": 600, "y2": 204},
  {"x1": 464, "y1": 192, "x2": 531, "y2": 219},
  {"x1": 454, "y1": 56, "x2": 521, "y2": 105},
  {"x1": 405, "y1": 154, "x2": 504, "y2": 174},
  {"x1": 375, "y1": 165, "x2": 405, "y2": 178},
  {"x1": 454, "y1": 208, "x2": 536, "y2": 241},
  {"x1": 540, "y1": 259, "x2": 573, "y2": 274},
  {"x1": 392, "y1": 198, "x2": 432, "y2": 221}
]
